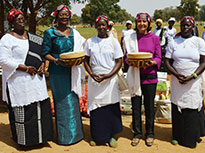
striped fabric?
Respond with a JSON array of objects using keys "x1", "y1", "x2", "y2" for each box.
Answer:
[{"x1": 7, "y1": 98, "x2": 53, "y2": 146}]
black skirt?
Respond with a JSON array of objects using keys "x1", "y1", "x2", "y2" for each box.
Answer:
[
  {"x1": 171, "y1": 103, "x2": 204, "y2": 148},
  {"x1": 7, "y1": 98, "x2": 53, "y2": 146},
  {"x1": 90, "y1": 102, "x2": 122, "y2": 142}
]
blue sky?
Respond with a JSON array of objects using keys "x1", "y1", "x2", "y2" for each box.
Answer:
[{"x1": 70, "y1": 0, "x2": 205, "y2": 16}]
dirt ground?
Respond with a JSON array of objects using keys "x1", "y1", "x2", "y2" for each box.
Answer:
[{"x1": 0, "y1": 107, "x2": 205, "y2": 153}]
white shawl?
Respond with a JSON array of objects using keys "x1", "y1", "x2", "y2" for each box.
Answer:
[
  {"x1": 123, "y1": 32, "x2": 142, "y2": 97},
  {"x1": 71, "y1": 29, "x2": 86, "y2": 97}
]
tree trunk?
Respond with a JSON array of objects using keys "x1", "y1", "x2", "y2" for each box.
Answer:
[
  {"x1": 28, "y1": 13, "x2": 37, "y2": 33},
  {"x1": 0, "y1": 0, "x2": 4, "y2": 38}
]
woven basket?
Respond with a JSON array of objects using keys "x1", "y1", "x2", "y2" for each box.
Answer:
[
  {"x1": 127, "y1": 52, "x2": 152, "y2": 68},
  {"x1": 63, "y1": 56, "x2": 85, "y2": 66},
  {"x1": 60, "y1": 52, "x2": 85, "y2": 66}
]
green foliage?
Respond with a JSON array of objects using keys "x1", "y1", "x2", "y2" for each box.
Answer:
[
  {"x1": 115, "y1": 9, "x2": 135, "y2": 24},
  {"x1": 71, "y1": 14, "x2": 81, "y2": 25},
  {"x1": 199, "y1": 5, "x2": 205, "y2": 21},
  {"x1": 153, "y1": 6, "x2": 183, "y2": 22},
  {"x1": 163, "y1": 7, "x2": 181, "y2": 21},
  {"x1": 2, "y1": 0, "x2": 86, "y2": 33},
  {"x1": 81, "y1": 4, "x2": 93, "y2": 26},
  {"x1": 153, "y1": 9, "x2": 165, "y2": 21},
  {"x1": 177, "y1": 0, "x2": 200, "y2": 18},
  {"x1": 81, "y1": 0, "x2": 134, "y2": 25}
]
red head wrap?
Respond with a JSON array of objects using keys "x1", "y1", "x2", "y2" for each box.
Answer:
[
  {"x1": 7, "y1": 8, "x2": 23, "y2": 25},
  {"x1": 51, "y1": 5, "x2": 72, "y2": 24},
  {"x1": 180, "y1": 16, "x2": 195, "y2": 26},
  {"x1": 95, "y1": 15, "x2": 109, "y2": 27},
  {"x1": 136, "y1": 12, "x2": 151, "y2": 24}
]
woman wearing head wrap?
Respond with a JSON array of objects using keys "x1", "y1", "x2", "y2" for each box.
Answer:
[
  {"x1": 165, "y1": 16, "x2": 205, "y2": 148},
  {"x1": 42, "y1": 5, "x2": 85, "y2": 145},
  {"x1": 84, "y1": 15, "x2": 123, "y2": 147},
  {"x1": 123, "y1": 12, "x2": 161, "y2": 146},
  {"x1": 0, "y1": 8, "x2": 53, "y2": 146}
]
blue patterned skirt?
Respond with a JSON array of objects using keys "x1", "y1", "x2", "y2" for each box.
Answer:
[{"x1": 49, "y1": 73, "x2": 84, "y2": 145}]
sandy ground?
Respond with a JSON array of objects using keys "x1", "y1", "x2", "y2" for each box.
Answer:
[{"x1": 0, "y1": 107, "x2": 205, "y2": 153}]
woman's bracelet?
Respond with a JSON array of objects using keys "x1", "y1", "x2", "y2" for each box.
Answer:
[
  {"x1": 25, "y1": 66, "x2": 29, "y2": 73},
  {"x1": 192, "y1": 73, "x2": 198, "y2": 79}
]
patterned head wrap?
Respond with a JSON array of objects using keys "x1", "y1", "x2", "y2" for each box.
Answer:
[
  {"x1": 7, "y1": 8, "x2": 23, "y2": 25},
  {"x1": 136, "y1": 12, "x2": 151, "y2": 24},
  {"x1": 95, "y1": 15, "x2": 109, "y2": 27},
  {"x1": 135, "y1": 12, "x2": 152, "y2": 32},
  {"x1": 51, "y1": 5, "x2": 72, "y2": 24},
  {"x1": 180, "y1": 16, "x2": 195, "y2": 26}
]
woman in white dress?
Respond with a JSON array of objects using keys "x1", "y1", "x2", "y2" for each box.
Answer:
[
  {"x1": 0, "y1": 8, "x2": 53, "y2": 146},
  {"x1": 84, "y1": 15, "x2": 123, "y2": 148},
  {"x1": 165, "y1": 16, "x2": 205, "y2": 148}
]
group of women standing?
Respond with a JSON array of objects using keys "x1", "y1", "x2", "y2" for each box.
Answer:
[
  {"x1": 0, "y1": 5, "x2": 205, "y2": 149},
  {"x1": 0, "y1": 5, "x2": 85, "y2": 147}
]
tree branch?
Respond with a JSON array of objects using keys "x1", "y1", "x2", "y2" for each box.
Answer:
[
  {"x1": 36, "y1": 0, "x2": 50, "y2": 11},
  {"x1": 4, "y1": 0, "x2": 13, "y2": 9},
  {"x1": 36, "y1": 14, "x2": 50, "y2": 24},
  {"x1": 27, "y1": 0, "x2": 34, "y2": 13}
]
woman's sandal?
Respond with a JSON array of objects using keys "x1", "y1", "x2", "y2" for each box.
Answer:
[
  {"x1": 145, "y1": 138, "x2": 154, "y2": 147},
  {"x1": 109, "y1": 137, "x2": 118, "y2": 148},
  {"x1": 131, "y1": 138, "x2": 140, "y2": 146},
  {"x1": 90, "y1": 140, "x2": 96, "y2": 146}
]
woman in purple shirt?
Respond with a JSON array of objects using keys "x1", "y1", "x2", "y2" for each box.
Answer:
[{"x1": 129, "y1": 13, "x2": 161, "y2": 147}]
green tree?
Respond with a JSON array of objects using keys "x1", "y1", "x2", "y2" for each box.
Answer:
[
  {"x1": 81, "y1": 0, "x2": 134, "y2": 25},
  {"x1": 153, "y1": 9, "x2": 165, "y2": 22},
  {"x1": 116, "y1": 9, "x2": 134, "y2": 24},
  {"x1": 163, "y1": 7, "x2": 181, "y2": 21},
  {"x1": 177, "y1": 0, "x2": 200, "y2": 19},
  {"x1": 81, "y1": 4, "x2": 93, "y2": 26},
  {"x1": 71, "y1": 14, "x2": 81, "y2": 25},
  {"x1": 1, "y1": 0, "x2": 86, "y2": 37},
  {"x1": 199, "y1": 5, "x2": 205, "y2": 21}
]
